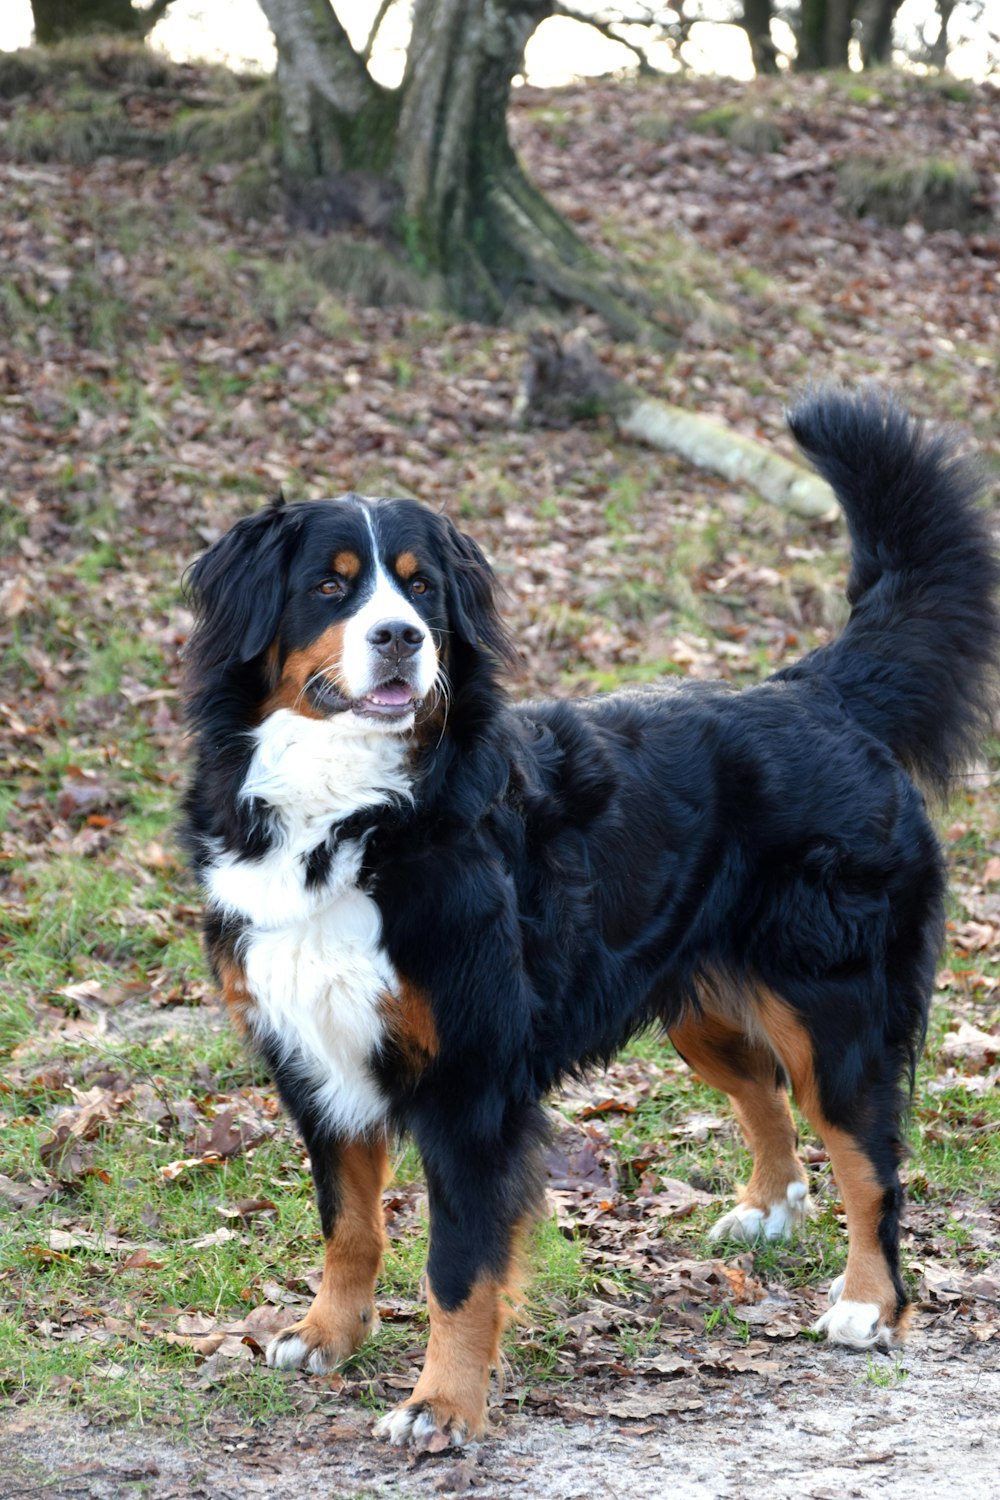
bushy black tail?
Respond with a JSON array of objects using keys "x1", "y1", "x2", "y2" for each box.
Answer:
[{"x1": 786, "y1": 387, "x2": 1000, "y2": 795}]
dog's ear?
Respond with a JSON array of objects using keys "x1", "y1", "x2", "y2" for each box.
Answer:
[
  {"x1": 183, "y1": 497, "x2": 299, "y2": 683},
  {"x1": 440, "y1": 516, "x2": 518, "y2": 671}
]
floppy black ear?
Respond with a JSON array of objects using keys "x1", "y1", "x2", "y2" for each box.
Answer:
[
  {"x1": 441, "y1": 517, "x2": 518, "y2": 671},
  {"x1": 183, "y1": 498, "x2": 299, "y2": 684}
]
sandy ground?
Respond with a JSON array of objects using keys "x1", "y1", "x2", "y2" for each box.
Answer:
[{"x1": 4, "y1": 1330, "x2": 997, "y2": 1500}]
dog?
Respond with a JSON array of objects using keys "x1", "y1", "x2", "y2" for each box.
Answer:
[{"x1": 182, "y1": 389, "x2": 998, "y2": 1449}]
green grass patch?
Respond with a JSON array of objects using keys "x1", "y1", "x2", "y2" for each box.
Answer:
[
  {"x1": 690, "y1": 104, "x2": 783, "y2": 155},
  {"x1": 838, "y1": 155, "x2": 983, "y2": 230}
]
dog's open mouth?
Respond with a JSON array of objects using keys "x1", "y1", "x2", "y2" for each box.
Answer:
[
  {"x1": 305, "y1": 675, "x2": 421, "y2": 722},
  {"x1": 354, "y1": 678, "x2": 418, "y2": 720}
]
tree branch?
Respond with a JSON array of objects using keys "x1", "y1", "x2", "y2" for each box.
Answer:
[
  {"x1": 137, "y1": 0, "x2": 178, "y2": 36},
  {"x1": 551, "y1": 2, "x2": 667, "y2": 73},
  {"x1": 257, "y1": 0, "x2": 376, "y2": 117},
  {"x1": 362, "y1": 0, "x2": 397, "y2": 64}
]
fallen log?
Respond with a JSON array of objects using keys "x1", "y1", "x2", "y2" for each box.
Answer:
[{"x1": 515, "y1": 331, "x2": 836, "y2": 520}]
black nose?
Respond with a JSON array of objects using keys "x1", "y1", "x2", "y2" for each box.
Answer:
[{"x1": 367, "y1": 620, "x2": 424, "y2": 659}]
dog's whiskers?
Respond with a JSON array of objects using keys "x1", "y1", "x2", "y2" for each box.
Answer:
[
  {"x1": 417, "y1": 667, "x2": 452, "y2": 749},
  {"x1": 296, "y1": 650, "x2": 345, "y2": 713}
]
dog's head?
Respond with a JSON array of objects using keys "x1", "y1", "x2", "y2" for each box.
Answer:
[{"x1": 183, "y1": 494, "x2": 514, "y2": 735}]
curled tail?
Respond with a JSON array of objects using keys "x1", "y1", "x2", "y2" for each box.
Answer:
[{"x1": 786, "y1": 387, "x2": 1000, "y2": 795}]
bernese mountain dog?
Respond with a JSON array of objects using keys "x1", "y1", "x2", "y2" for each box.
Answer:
[{"x1": 182, "y1": 389, "x2": 999, "y2": 1450}]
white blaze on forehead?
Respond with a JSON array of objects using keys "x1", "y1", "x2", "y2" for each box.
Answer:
[{"x1": 339, "y1": 505, "x2": 438, "y2": 700}]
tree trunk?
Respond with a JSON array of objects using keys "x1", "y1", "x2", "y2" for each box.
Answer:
[
  {"x1": 797, "y1": 0, "x2": 825, "y2": 69},
  {"x1": 928, "y1": 0, "x2": 957, "y2": 69},
  {"x1": 31, "y1": 0, "x2": 173, "y2": 43},
  {"x1": 796, "y1": 0, "x2": 856, "y2": 69},
  {"x1": 741, "y1": 0, "x2": 779, "y2": 75},
  {"x1": 824, "y1": 0, "x2": 854, "y2": 66},
  {"x1": 257, "y1": 0, "x2": 673, "y2": 338},
  {"x1": 859, "y1": 0, "x2": 903, "y2": 64}
]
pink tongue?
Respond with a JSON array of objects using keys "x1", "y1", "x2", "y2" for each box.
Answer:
[{"x1": 369, "y1": 682, "x2": 413, "y2": 705}]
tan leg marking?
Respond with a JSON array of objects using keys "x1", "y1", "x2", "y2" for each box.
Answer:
[
  {"x1": 670, "y1": 1008, "x2": 807, "y2": 1216},
  {"x1": 754, "y1": 990, "x2": 899, "y2": 1328},
  {"x1": 262, "y1": 622, "x2": 349, "y2": 718},
  {"x1": 413, "y1": 1280, "x2": 505, "y2": 1436},
  {"x1": 267, "y1": 1137, "x2": 389, "y2": 1373},
  {"x1": 375, "y1": 1278, "x2": 505, "y2": 1446},
  {"x1": 375, "y1": 1221, "x2": 532, "y2": 1447}
]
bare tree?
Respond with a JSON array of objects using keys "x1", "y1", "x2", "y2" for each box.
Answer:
[{"x1": 257, "y1": 0, "x2": 668, "y2": 334}]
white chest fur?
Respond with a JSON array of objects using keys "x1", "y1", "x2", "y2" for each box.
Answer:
[
  {"x1": 241, "y1": 879, "x2": 394, "y2": 1134},
  {"x1": 204, "y1": 711, "x2": 413, "y2": 1134}
]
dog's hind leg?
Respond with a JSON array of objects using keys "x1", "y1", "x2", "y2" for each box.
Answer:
[
  {"x1": 753, "y1": 988, "x2": 910, "y2": 1348},
  {"x1": 668, "y1": 1005, "x2": 812, "y2": 1243}
]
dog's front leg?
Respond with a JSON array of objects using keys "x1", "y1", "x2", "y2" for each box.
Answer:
[
  {"x1": 266, "y1": 1128, "x2": 389, "y2": 1374},
  {"x1": 375, "y1": 1107, "x2": 540, "y2": 1449}
]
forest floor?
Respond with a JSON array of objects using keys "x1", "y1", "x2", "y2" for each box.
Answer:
[{"x1": 1, "y1": 43, "x2": 999, "y2": 1500}]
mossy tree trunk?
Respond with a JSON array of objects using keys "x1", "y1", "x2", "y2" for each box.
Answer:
[
  {"x1": 257, "y1": 0, "x2": 668, "y2": 336},
  {"x1": 860, "y1": 0, "x2": 905, "y2": 65},
  {"x1": 796, "y1": 0, "x2": 904, "y2": 70},
  {"x1": 740, "y1": 0, "x2": 779, "y2": 74},
  {"x1": 30, "y1": 0, "x2": 174, "y2": 43},
  {"x1": 796, "y1": 0, "x2": 859, "y2": 68}
]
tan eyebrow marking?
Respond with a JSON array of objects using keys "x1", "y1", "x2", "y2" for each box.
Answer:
[
  {"x1": 333, "y1": 550, "x2": 361, "y2": 579},
  {"x1": 395, "y1": 551, "x2": 420, "y2": 580}
]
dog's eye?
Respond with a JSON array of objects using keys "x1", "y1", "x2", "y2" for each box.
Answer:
[
  {"x1": 317, "y1": 579, "x2": 344, "y2": 597},
  {"x1": 410, "y1": 577, "x2": 430, "y2": 596}
]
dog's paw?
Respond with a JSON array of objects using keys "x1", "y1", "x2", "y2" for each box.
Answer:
[
  {"x1": 265, "y1": 1326, "x2": 340, "y2": 1375},
  {"x1": 373, "y1": 1397, "x2": 483, "y2": 1451},
  {"x1": 265, "y1": 1309, "x2": 376, "y2": 1375},
  {"x1": 812, "y1": 1275, "x2": 894, "y2": 1349},
  {"x1": 708, "y1": 1180, "x2": 811, "y2": 1243}
]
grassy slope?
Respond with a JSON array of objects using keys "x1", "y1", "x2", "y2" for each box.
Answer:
[{"x1": 1, "y1": 44, "x2": 998, "y2": 1428}]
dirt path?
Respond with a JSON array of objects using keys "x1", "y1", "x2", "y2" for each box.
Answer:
[{"x1": 4, "y1": 1331, "x2": 997, "y2": 1500}]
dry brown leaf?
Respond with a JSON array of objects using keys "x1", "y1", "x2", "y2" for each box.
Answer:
[
  {"x1": 186, "y1": 1226, "x2": 240, "y2": 1250},
  {"x1": 217, "y1": 1197, "x2": 278, "y2": 1220},
  {"x1": 605, "y1": 1381, "x2": 705, "y2": 1418},
  {"x1": 950, "y1": 920, "x2": 996, "y2": 954},
  {"x1": 121, "y1": 1247, "x2": 166, "y2": 1270},
  {"x1": 158, "y1": 1153, "x2": 224, "y2": 1181},
  {"x1": 187, "y1": 1105, "x2": 272, "y2": 1160},
  {"x1": 0, "y1": 1173, "x2": 58, "y2": 1209},
  {"x1": 47, "y1": 1228, "x2": 144, "y2": 1255},
  {"x1": 648, "y1": 1177, "x2": 715, "y2": 1219},
  {"x1": 940, "y1": 1021, "x2": 998, "y2": 1072}
]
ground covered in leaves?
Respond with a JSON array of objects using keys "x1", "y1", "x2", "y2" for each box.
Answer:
[{"x1": 1, "y1": 44, "x2": 999, "y2": 1500}]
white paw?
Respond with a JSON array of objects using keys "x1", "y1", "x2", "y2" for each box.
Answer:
[
  {"x1": 373, "y1": 1403, "x2": 467, "y2": 1450},
  {"x1": 708, "y1": 1181, "x2": 811, "y2": 1243},
  {"x1": 265, "y1": 1331, "x2": 333, "y2": 1374},
  {"x1": 813, "y1": 1286, "x2": 893, "y2": 1349}
]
